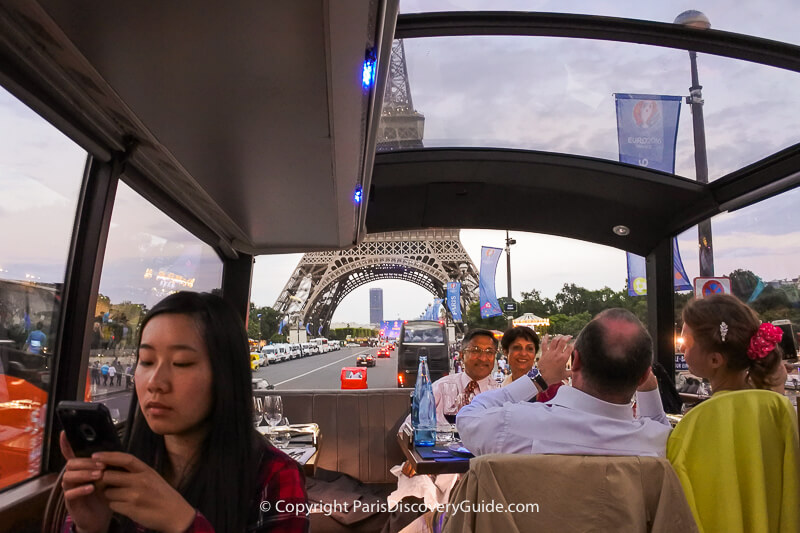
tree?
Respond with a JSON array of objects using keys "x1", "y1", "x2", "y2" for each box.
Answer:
[
  {"x1": 518, "y1": 289, "x2": 557, "y2": 316},
  {"x1": 465, "y1": 302, "x2": 509, "y2": 331},
  {"x1": 548, "y1": 312, "x2": 591, "y2": 336},
  {"x1": 247, "y1": 303, "x2": 284, "y2": 341},
  {"x1": 728, "y1": 269, "x2": 760, "y2": 301}
]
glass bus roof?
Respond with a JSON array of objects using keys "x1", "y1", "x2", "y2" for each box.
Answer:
[
  {"x1": 378, "y1": 3, "x2": 800, "y2": 184},
  {"x1": 399, "y1": 1, "x2": 800, "y2": 47}
]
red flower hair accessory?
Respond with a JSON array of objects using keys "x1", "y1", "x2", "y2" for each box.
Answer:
[{"x1": 747, "y1": 323, "x2": 783, "y2": 360}]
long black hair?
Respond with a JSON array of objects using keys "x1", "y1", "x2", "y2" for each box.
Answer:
[{"x1": 124, "y1": 291, "x2": 268, "y2": 532}]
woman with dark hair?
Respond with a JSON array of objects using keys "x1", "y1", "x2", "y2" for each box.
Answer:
[
  {"x1": 667, "y1": 294, "x2": 799, "y2": 533},
  {"x1": 499, "y1": 326, "x2": 540, "y2": 386},
  {"x1": 60, "y1": 291, "x2": 308, "y2": 533}
]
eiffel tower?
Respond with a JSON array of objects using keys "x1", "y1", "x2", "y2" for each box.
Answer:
[
  {"x1": 376, "y1": 39, "x2": 424, "y2": 151},
  {"x1": 273, "y1": 42, "x2": 474, "y2": 335},
  {"x1": 273, "y1": 229, "x2": 480, "y2": 336}
]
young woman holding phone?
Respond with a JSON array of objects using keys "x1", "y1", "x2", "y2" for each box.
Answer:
[{"x1": 60, "y1": 291, "x2": 308, "y2": 533}]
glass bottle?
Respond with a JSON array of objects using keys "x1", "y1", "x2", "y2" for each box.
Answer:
[{"x1": 412, "y1": 355, "x2": 437, "y2": 446}]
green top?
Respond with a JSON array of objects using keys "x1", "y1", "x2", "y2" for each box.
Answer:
[{"x1": 667, "y1": 389, "x2": 800, "y2": 533}]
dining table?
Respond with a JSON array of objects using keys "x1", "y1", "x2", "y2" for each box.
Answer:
[{"x1": 396, "y1": 422, "x2": 472, "y2": 476}]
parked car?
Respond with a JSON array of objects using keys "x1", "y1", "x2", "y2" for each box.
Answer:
[
  {"x1": 250, "y1": 352, "x2": 266, "y2": 370},
  {"x1": 261, "y1": 346, "x2": 280, "y2": 364},
  {"x1": 356, "y1": 353, "x2": 376, "y2": 367},
  {"x1": 289, "y1": 343, "x2": 302, "y2": 358}
]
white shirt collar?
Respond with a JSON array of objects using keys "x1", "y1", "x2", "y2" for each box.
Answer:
[{"x1": 549, "y1": 386, "x2": 634, "y2": 422}]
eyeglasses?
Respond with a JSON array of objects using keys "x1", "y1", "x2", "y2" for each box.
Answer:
[{"x1": 463, "y1": 347, "x2": 496, "y2": 357}]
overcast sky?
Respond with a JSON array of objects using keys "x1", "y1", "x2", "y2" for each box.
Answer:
[{"x1": 2, "y1": 1, "x2": 800, "y2": 326}]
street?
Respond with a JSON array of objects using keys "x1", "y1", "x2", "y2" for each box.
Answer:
[{"x1": 95, "y1": 345, "x2": 402, "y2": 422}]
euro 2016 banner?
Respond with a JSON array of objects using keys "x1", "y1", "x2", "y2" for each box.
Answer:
[
  {"x1": 446, "y1": 281, "x2": 462, "y2": 322},
  {"x1": 615, "y1": 94, "x2": 691, "y2": 296},
  {"x1": 479, "y1": 246, "x2": 503, "y2": 318}
]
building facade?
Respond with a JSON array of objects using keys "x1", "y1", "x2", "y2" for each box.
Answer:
[{"x1": 369, "y1": 288, "x2": 383, "y2": 325}]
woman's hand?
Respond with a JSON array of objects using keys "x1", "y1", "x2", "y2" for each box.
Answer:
[
  {"x1": 92, "y1": 452, "x2": 197, "y2": 533},
  {"x1": 59, "y1": 431, "x2": 113, "y2": 533},
  {"x1": 537, "y1": 334, "x2": 574, "y2": 386}
]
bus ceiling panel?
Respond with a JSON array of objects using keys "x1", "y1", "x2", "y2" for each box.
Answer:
[
  {"x1": 372, "y1": 148, "x2": 705, "y2": 200},
  {"x1": 367, "y1": 176, "x2": 707, "y2": 257},
  {"x1": 711, "y1": 143, "x2": 800, "y2": 212},
  {"x1": 24, "y1": 0, "x2": 394, "y2": 253},
  {"x1": 395, "y1": 12, "x2": 800, "y2": 74}
]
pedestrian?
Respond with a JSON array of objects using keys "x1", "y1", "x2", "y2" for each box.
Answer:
[
  {"x1": 107, "y1": 364, "x2": 116, "y2": 387},
  {"x1": 125, "y1": 364, "x2": 133, "y2": 389},
  {"x1": 114, "y1": 360, "x2": 123, "y2": 386},
  {"x1": 101, "y1": 362, "x2": 109, "y2": 385},
  {"x1": 91, "y1": 362, "x2": 100, "y2": 386}
]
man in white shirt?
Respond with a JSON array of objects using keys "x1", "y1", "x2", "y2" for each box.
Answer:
[{"x1": 457, "y1": 309, "x2": 671, "y2": 457}]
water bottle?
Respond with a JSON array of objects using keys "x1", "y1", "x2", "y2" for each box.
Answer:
[{"x1": 412, "y1": 355, "x2": 436, "y2": 446}]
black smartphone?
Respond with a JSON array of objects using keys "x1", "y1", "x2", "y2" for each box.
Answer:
[{"x1": 57, "y1": 401, "x2": 122, "y2": 458}]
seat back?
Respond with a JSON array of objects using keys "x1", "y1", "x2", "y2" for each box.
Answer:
[
  {"x1": 257, "y1": 389, "x2": 409, "y2": 484},
  {"x1": 442, "y1": 454, "x2": 698, "y2": 533}
]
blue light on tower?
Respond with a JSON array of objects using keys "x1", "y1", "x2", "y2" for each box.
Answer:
[
  {"x1": 353, "y1": 185, "x2": 363, "y2": 204},
  {"x1": 362, "y1": 51, "x2": 376, "y2": 89}
]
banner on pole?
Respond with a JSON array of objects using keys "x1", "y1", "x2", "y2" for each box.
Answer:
[
  {"x1": 616, "y1": 93, "x2": 687, "y2": 296},
  {"x1": 615, "y1": 94, "x2": 682, "y2": 173},
  {"x1": 446, "y1": 281, "x2": 462, "y2": 322},
  {"x1": 625, "y1": 240, "x2": 692, "y2": 296},
  {"x1": 479, "y1": 246, "x2": 503, "y2": 318}
]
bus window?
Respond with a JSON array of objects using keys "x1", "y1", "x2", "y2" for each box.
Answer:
[
  {"x1": 675, "y1": 186, "x2": 800, "y2": 383},
  {"x1": 0, "y1": 86, "x2": 87, "y2": 491},
  {"x1": 85, "y1": 181, "x2": 224, "y2": 422}
]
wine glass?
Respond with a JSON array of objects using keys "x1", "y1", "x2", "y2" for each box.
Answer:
[
  {"x1": 253, "y1": 397, "x2": 265, "y2": 425},
  {"x1": 264, "y1": 395, "x2": 283, "y2": 426},
  {"x1": 440, "y1": 382, "x2": 462, "y2": 441},
  {"x1": 264, "y1": 395, "x2": 288, "y2": 447}
]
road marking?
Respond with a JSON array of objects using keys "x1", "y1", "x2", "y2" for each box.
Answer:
[{"x1": 274, "y1": 349, "x2": 372, "y2": 386}]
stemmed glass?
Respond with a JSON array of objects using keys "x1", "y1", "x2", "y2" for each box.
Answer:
[
  {"x1": 253, "y1": 397, "x2": 266, "y2": 425},
  {"x1": 440, "y1": 383, "x2": 462, "y2": 442},
  {"x1": 264, "y1": 395, "x2": 283, "y2": 427},
  {"x1": 264, "y1": 395, "x2": 288, "y2": 447}
]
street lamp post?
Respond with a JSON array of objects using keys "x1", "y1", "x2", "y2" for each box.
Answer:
[
  {"x1": 505, "y1": 231, "x2": 516, "y2": 298},
  {"x1": 675, "y1": 10, "x2": 714, "y2": 277},
  {"x1": 505, "y1": 231, "x2": 517, "y2": 328}
]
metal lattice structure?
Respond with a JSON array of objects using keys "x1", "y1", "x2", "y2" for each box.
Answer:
[
  {"x1": 273, "y1": 230, "x2": 479, "y2": 335},
  {"x1": 376, "y1": 40, "x2": 424, "y2": 151}
]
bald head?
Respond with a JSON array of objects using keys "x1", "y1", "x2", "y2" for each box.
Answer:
[{"x1": 574, "y1": 309, "x2": 653, "y2": 397}]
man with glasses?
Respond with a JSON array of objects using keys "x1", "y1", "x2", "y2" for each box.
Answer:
[
  {"x1": 458, "y1": 309, "x2": 670, "y2": 457},
  {"x1": 421, "y1": 328, "x2": 500, "y2": 426}
]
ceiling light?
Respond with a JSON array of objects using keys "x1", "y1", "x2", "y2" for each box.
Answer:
[{"x1": 613, "y1": 225, "x2": 630, "y2": 236}]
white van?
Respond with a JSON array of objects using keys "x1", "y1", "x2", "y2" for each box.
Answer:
[
  {"x1": 261, "y1": 345, "x2": 280, "y2": 364},
  {"x1": 311, "y1": 337, "x2": 330, "y2": 353},
  {"x1": 275, "y1": 343, "x2": 292, "y2": 361}
]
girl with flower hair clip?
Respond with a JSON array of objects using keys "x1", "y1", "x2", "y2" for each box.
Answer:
[{"x1": 667, "y1": 294, "x2": 800, "y2": 533}]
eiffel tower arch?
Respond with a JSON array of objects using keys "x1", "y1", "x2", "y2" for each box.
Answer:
[{"x1": 273, "y1": 230, "x2": 480, "y2": 335}]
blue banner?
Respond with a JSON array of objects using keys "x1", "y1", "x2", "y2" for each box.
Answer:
[
  {"x1": 615, "y1": 94, "x2": 682, "y2": 173},
  {"x1": 616, "y1": 94, "x2": 687, "y2": 296},
  {"x1": 626, "y1": 239, "x2": 692, "y2": 296},
  {"x1": 447, "y1": 281, "x2": 462, "y2": 322},
  {"x1": 479, "y1": 246, "x2": 503, "y2": 318},
  {"x1": 278, "y1": 317, "x2": 287, "y2": 335}
]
